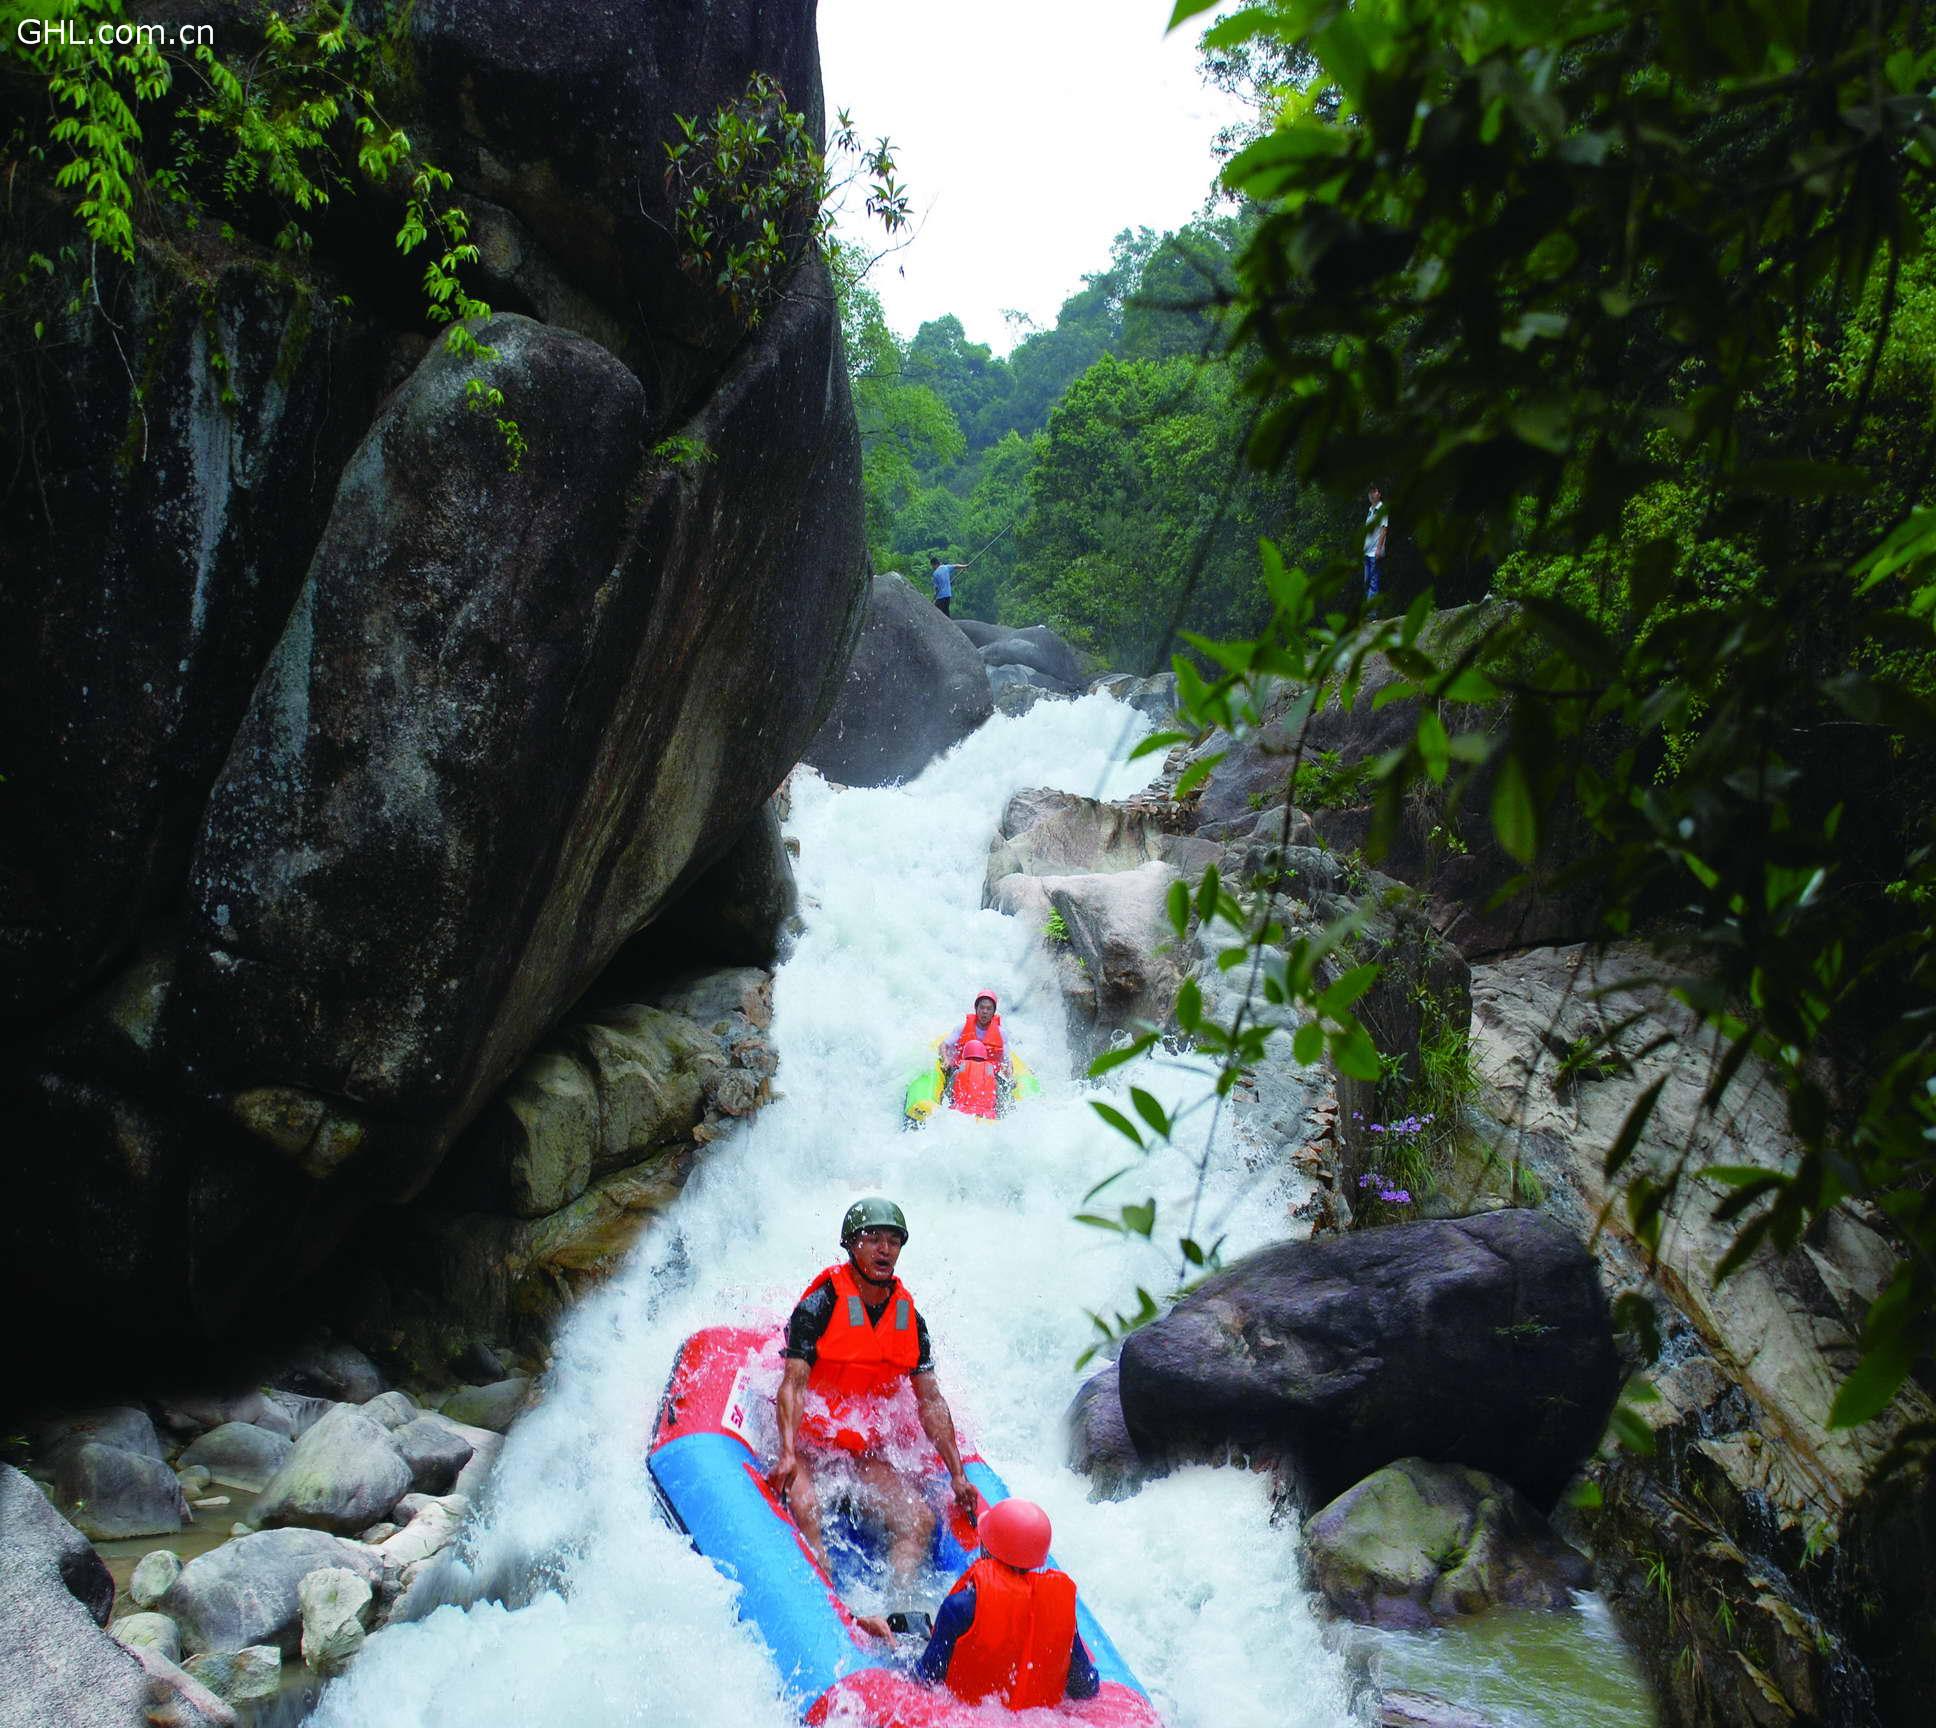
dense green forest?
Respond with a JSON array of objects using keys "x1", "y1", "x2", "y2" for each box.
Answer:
[
  {"x1": 837, "y1": 215, "x2": 1360, "y2": 669},
  {"x1": 850, "y1": 0, "x2": 1936, "y2": 1445}
]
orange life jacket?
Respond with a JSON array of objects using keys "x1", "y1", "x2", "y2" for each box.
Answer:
[
  {"x1": 955, "y1": 1012, "x2": 1004, "y2": 1061},
  {"x1": 942, "y1": 1556, "x2": 1079, "y2": 1710},
  {"x1": 949, "y1": 1057, "x2": 1000, "y2": 1118},
  {"x1": 797, "y1": 1262, "x2": 923, "y2": 1453}
]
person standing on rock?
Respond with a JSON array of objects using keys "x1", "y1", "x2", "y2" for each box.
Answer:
[
  {"x1": 769, "y1": 1197, "x2": 979, "y2": 1624},
  {"x1": 929, "y1": 552, "x2": 968, "y2": 616},
  {"x1": 917, "y1": 1497, "x2": 1100, "y2": 1708},
  {"x1": 1363, "y1": 484, "x2": 1389, "y2": 607}
]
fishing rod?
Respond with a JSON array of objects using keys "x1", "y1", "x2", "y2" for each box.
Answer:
[{"x1": 962, "y1": 518, "x2": 1016, "y2": 563}]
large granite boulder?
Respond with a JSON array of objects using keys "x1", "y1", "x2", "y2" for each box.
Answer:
[
  {"x1": 802, "y1": 573, "x2": 994, "y2": 785},
  {"x1": 250, "y1": 1405, "x2": 412, "y2": 1535},
  {"x1": 0, "y1": 1463, "x2": 151, "y2": 1725},
  {"x1": 1302, "y1": 1457, "x2": 1591, "y2": 1628},
  {"x1": 991, "y1": 861, "x2": 1190, "y2": 1058},
  {"x1": 161, "y1": 1528, "x2": 383, "y2": 1657},
  {"x1": 1, "y1": 0, "x2": 866, "y2": 1362},
  {"x1": 1115, "y1": 1210, "x2": 1620, "y2": 1509},
  {"x1": 398, "y1": 0, "x2": 829, "y2": 391},
  {"x1": 984, "y1": 788, "x2": 1218, "y2": 902}
]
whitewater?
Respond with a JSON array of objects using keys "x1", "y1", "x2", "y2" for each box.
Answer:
[{"x1": 307, "y1": 691, "x2": 1354, "y2": 1728}]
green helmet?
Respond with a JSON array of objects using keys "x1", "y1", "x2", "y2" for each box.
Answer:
[{"x1": 841, "y1": 1196, "x2": 909, "y2": 1246}]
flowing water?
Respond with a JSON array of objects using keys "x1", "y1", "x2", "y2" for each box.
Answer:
[{"x1": 306, "y1": 692, "x2": 1646, "y2": 1728}]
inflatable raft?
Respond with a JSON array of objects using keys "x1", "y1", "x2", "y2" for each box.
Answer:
[
  {"x1": 648, "y1": 1326, "x2": 1162, "y2": 1727},
  {"x1": 903, "y1": 1046, "x2": 1040, "y2": 1124}
]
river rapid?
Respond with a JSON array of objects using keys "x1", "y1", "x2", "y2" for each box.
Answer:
[{"x1": 306, "y1": 692, "x2": 1648, "y2": 1728}]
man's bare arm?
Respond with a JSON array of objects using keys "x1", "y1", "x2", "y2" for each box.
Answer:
[
  {"x1": 770, "y1": 1357, "x2": 811, "y2": 1491},
  {"x1": 915, "y1": 1372, "x2": 978, "y2": 1521}
]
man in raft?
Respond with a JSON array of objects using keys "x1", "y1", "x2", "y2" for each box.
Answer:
[
  {"x1": 943, "y1": 990, "x2": 1011, "y2": 1080},
  {"x1": 917, "y1": 1497, "x2": 1100, "y2": 1707},
  {"x1": 769, "y1": 1197, "x2": 979, "y2": 1607}
]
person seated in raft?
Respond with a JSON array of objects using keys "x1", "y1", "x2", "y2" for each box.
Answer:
[
  {"x1": 916, "y1": 1497, "x2": 1100, "y2": 1708},
  {"x1": 769, "y1": 1197, "x2": 979, "y2": 1637},
  {"x1": 943, "y1": 990, "x2": 1011, "y2": 1080},
  {"x1": 948, "y1": 1038, "x2": 1002, "y2": 1119}
]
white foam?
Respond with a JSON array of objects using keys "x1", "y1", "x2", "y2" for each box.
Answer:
[{"x1": 309, "y1": 693, "x2": 1351, "y2": 1727}]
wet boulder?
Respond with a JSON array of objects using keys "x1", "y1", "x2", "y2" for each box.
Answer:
[
  {"x1": 1116, "y1": 1210, "x2": 1619, "y2": 1509},
  {"x1": 178, "y1": 1424, "x2": 295, "y2": 1494},
  {"x1": 130, "y1": 1550, "x2": 184, "y2": 1610},
  {"x1": 183, "y1": 1645, "x2": 281, "y2": 1706},
  {"x1": 1302, "y1": 1457, "x2": 1592, "y2": 1628},
  {"x1": 977, "y1": 627, "x2": 1083, "y2": 691},
  {"x1": 1090, "y1": 671, "x2": 1177, "y2": 721},
  {"x1": 392, "y1": 1420, "x2": 474, "y2": 1496},
  {"x1": 440, "y1": 1378, "x2": 532, "y2": 1435},
  {"x1": 250, "y1": 1405, "x2": 411, "y2": 1536},
  {"x1": 992, "y1": 861, "x2": 1190, "y2": 1057},
  {"x1": 984, "y1": 788, "x2": 1217, "y2": 899},
  {"x1": 1063, "y1": 1363, "x2": 1146, "y2": 1500},
  {"x1": 109, "y1": 1610, "x2": 184, "y2": 1666},
  {"x1": 802, "y1": 573, "x2": 993, "y2": 785},
  {"x1": 161, "y1": 1528, "x2": 382, "y2": 1656},
  {"x1": 54, "y1": 1441, "x2": 188, "y2": 1542}
]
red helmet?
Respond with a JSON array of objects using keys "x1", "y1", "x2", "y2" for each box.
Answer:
[
  {"x1": 960, "y1": 1038, "x2": 991, "y2": 1061},
  {"x1": 974, "y1": 990, "x2": 998, "y2": 1010},
  {"x1": 978, "y1": 1498, "x2": 1051, "y2": 1570}
]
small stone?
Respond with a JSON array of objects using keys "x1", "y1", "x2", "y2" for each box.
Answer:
[
  {"x1": 229, "y1": 1522, "x2": 255, "y2": 1538},
  {"x1": 193, "y1": 1495, "x2": 231, "y2": 1508},
  {"x1": 110, "y1": 1610, "x2": 182, "y2": 1664},
  {"x1": 359, "y1": 1522, "x2": 398, "y2": 1544},
  {"x1": 130, "y1": 1548, "x2": 184, "y2": 1608},
  {"x1": 176, "y1": 1465, "x2": 213, "y2": 1497},
  {"x1": 184, "y1": 1644, "x2": 282, "y2": 1704}
]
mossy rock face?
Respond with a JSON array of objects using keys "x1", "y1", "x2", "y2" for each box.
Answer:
[{"x1": 1303, "y1": 1457, "x2": 1591, "y2": 1629}]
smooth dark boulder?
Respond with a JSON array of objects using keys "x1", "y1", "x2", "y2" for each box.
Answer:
[
  {"x1": 953, "y1": 617, "x2": 1012, "y2": 648},
  {"x1": 271, "y1": 1341, "x2": 385, "y2": 1405},
  {"x1": 0, "y1": 264, "x2": 386, "y2": 1023},
  {"x1": 976, "y1": 626, "x2": 1082, "y2": 690},
  {"x1": 1115, "y1": 1210, "x2": 1618, "y2": 1509},
  {"x1": 1063, "y1": 1363, "x2": 1145, "y2": 1499},
  {"x1": 803, "y1": 574, "x2": 994, "y2": 786},
  {"x1": 392, "y1": 1419, "x2": 474, "y2": 1496},
  {"x1": 622, "y1": 797, "x2": 799, "y2": 972}
]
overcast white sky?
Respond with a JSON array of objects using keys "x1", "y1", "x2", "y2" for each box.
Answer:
[{"x1": 816, "y1": 0, "x2": 1244, "y2": 354}]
